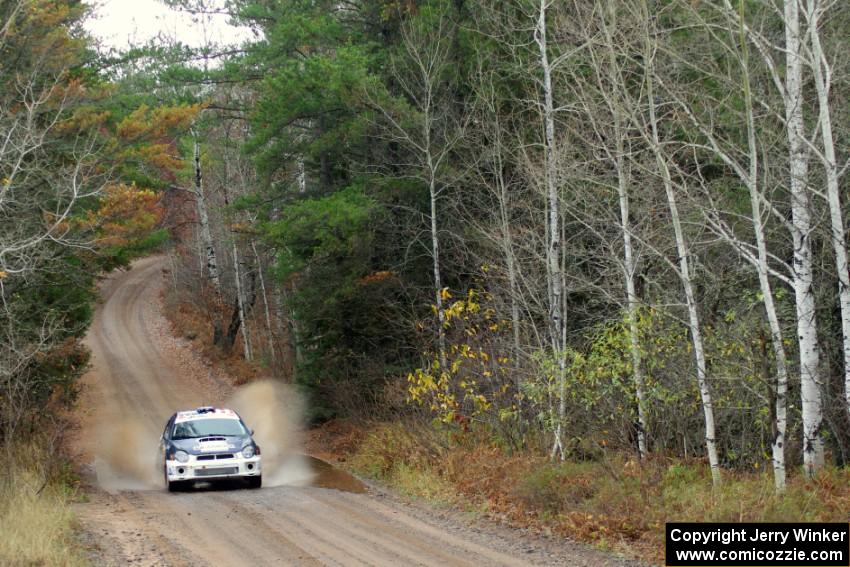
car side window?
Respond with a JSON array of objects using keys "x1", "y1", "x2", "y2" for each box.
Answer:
[{"x1": 162, "y1": 416, "x2": 174, "y2": 441}]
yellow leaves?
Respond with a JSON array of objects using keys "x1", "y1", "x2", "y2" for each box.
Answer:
[
  {"x1": 410, "y1": 287, "x2": 516, "y2": 426},
  {"x1": 0, "y1": 271, "x2": 7, "y2": 280}
]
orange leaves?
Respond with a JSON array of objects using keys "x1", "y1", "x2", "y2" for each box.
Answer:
[
  {"x1": 83, "y1": 184, "x2": 163, "y2": 249},
  {"x1": 116, "y1": 103, "x2": 205, "y2": 179},
  {"x1": 117, "y1": 104, "x2": 203, "y2": 142},
  {"x1": 357, "y1": 270, "x2": 396, "y2": 286}
]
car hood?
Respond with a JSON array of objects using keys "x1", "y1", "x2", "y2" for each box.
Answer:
[{"x1": 170, "y1": 435, "x2": 250, "y2": 455}]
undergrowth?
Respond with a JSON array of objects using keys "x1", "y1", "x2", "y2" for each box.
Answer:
[
  {"x1": 0, "y1": 438, "x2": 87, "y2": 566},
  {"x1": 343, "y1": 421, "x2": 850, "y2": 563}
]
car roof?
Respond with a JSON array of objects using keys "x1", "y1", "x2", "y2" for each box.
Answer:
[{"x1": 174, "y1": 407, "x2": 240, "y2": 423}]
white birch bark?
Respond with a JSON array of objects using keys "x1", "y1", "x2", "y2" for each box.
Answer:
[
  {"x1": 744, "y1": 78, "x2": 789, "y2": 492},
  {"x1": 642, "y1": 14, "x2": 721, "y2": 484},
  {"x1": 733, "y1": 13, "x2": 790, "y2": 490},
  {"x1": 602, "y1": 0, "x2": 648, "y2": 459},
  {"x1": 374, "y1": 14, "x2": 453, "y2": 372},
  {"x1": 297, "y1": 155, "x2": 307, "y2": 194},
  {"x1": 616, "y1": 139, "x2": 648, "y2": 460},
  {"x1": 429, "y1": 172, "x2": 448, "y2": 371},
  {"x1": 252, "y1": 240, "x2": 276, "y2": 364},
  {"x1": 784, "y1": 0, "x2": 824, "y2": 477},
  {"x1": 747, "y1": 122, "x2": 789, "y2": 493},
  {"x1": 193, "y1": 137, "x2": 221, "y2": 300},
  {"x1": 805, "y1": 0, "x2": 850, "y2": 422},
  {"x1": 535, "y1": 0, "x2": 566, "y2": 459},
  {"x1": 232, "y1": 240, "x2": 252, "y2": 361}
]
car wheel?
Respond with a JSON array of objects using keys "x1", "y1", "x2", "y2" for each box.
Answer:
[{"x1": 246, "y1": 475, "x2": 262, "y2": 489}]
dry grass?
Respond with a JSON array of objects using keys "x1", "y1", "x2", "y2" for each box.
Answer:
[
  {"x1": 339, "y1": 421, "x2": 850, "y2": 563},
  {"x1": 0, "y1": 443, "x2": 87, "y2": 566}
]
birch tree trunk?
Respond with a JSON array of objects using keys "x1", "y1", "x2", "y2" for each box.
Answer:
[
  {"x1": 743, "y1": 72, "x2": 789, "y2": 492},
  {"x1": 784, "y1": 0, "x2": 824, "y2": 477},
  {"x1": 642, "y1": 12, "x2": 721, "y2": 484},
  {"x1": 805, "y1": 0, "x2": 850, "y2": 422},
  {"x1": 616, "y1": 138, "x2": 648, "y2": 460},
  {"x1": 374, "y1": 12, "x2": 454, "y2": 372},
  {"x1": 252, "y1": 240, "x2": 276, "y2": 364},
  {"x1": 194, "y1": 137, "x2": 221, "y2": 299},
  {"x1": 602, "y1": 0, "x2": 648, "y2": 459},
  {"x1": 429, "y1": 171, "x2": 448, "y2": 371},
  {"x1": 535, "y1": 0, "x2": 566, "y2": 460},
  {"x1": 232, "y1": 240, "x2": 252, "y2": 361}
]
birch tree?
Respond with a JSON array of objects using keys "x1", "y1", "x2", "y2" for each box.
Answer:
[
  {"x1": 594, "y1": 0, "x2": 649, "y2": 459},
  {"x1": 534, "y1": 0, "x2": 568, "y2": 459},
  {"x1": 656, "y1": 0, "x2": 793, "y2": 490},
  {"x1": 803, "y1": 0, "x2": 850, "y2": 423},
  {"x1": 367, "y1": 5, "x2": 461, "y2": 371},
  {"x1": 784, "y1": 0, "x2": 824, "y2": 476},
  {"x1": 638, "y1": 1, "x2": 722, "y2": 484}
]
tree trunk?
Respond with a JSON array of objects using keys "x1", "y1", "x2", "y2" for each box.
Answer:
[
  {"x1": 252, "y1": 240, "x2": 276, "y2": 364},
  {"x1": 429, "y1": 174, "x2": 448, "y2": 371},
  {"x1": 193, "y1": 137, "x2": 224, "y2": 344},
  {"x1": 223, "y1": 270, "x2": 257, "y2": 352},
  {"x1": 603, "y1": 0, "x2": 648, "y2": 459},
  {"x1": 535, "y1": 0, "x2": 566, "y2": 460},
  {"x1": 784, "y1": 0, "x2": 823, "y2": 478},
  {"x1": 642, "y1": 14, "x2": 721, "y2": 484},
  {"x1": 806, "y1": 0, "x2": 850, "y2": 424},
  {"x1": 194, "y1": 138, "x2": 221, "y2": 295},
  {"x1": 232, "y1": 240, "x2": 252, "y2": 360}
]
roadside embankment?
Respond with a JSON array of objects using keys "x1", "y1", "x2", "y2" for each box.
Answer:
[{"x1": 310, "y1": 420, "x2": 850, "y2": 564}]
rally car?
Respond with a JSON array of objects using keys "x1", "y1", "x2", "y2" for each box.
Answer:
[{"x1": 159, "y1": 406, "x2": 262, "y2": 491}]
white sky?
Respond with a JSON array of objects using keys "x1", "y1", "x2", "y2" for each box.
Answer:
[{"x1": 84, "y1": 0, "x2": 254, "y2": 52}]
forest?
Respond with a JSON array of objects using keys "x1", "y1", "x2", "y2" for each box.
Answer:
[{"x1": 1, "y1": 0, "x2": 850, "y2": 562}]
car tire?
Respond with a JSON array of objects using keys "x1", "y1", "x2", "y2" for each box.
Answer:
[{"x1": 246, "y1": 475, "x2": 262, "y2": 489}]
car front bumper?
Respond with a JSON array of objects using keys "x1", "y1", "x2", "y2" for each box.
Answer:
[{"x1": 166, "y1": 455, "x2": 261, "y2": 482}]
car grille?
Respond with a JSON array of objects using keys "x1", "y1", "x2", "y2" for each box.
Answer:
[
  {"x1": 195, "y1": 466, "x2": 238, "y2": 477},
  {"x1": 196, "y1": 453, "x2": 235, "y2": 461}
]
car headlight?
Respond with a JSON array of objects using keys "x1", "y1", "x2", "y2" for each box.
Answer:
[
  {"x1": 242, "y1": 444, "x2": 255, "y2": 458},
  {"x1": 174, "y1": 450, "x2": 189, "y2": 463}
]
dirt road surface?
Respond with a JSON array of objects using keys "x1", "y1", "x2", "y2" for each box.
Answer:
[{"x1": 69, "y1": 257, "x2": 636, "y2": 567}]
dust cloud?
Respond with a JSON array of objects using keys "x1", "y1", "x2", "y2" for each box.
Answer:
[
  {"x1": 93, "y1": 380, "x2": 313, "y2": 491},
  {"x1": 226, "y1": 380, "x2": 314, "y2": 487},
  {"x1": 95, "y1": 418, "x2": 161, "y2": 491}
]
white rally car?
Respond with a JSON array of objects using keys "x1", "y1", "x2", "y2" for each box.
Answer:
[{"x1": 159, "y1": 406, "x2": 262, "y2": 491}]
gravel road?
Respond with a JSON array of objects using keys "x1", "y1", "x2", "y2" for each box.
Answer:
[{"x1": 70, "y1": 256, "x2": 639, "y2": 567}]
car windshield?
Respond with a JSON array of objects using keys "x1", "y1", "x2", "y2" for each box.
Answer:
[{"x1": 172, "y1": 418, "x2": 248, "y2": 440}]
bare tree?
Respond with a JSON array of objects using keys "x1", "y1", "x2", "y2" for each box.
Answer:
[
  {"x1": 638, "y1": 1, "x2": 722, "y2": 484},
  {"x1": 784, "y1": 0, "x2": 824, "y2": 477},
  {"x1": 803, "y1": 0, "x2": 850, "y2": 424},
  {"x1": 534, "y1": 0, "x2": 569, "y2": 459},
  {"x1": 366, "y1": 6, "x2": 463, "y2": 371}
]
